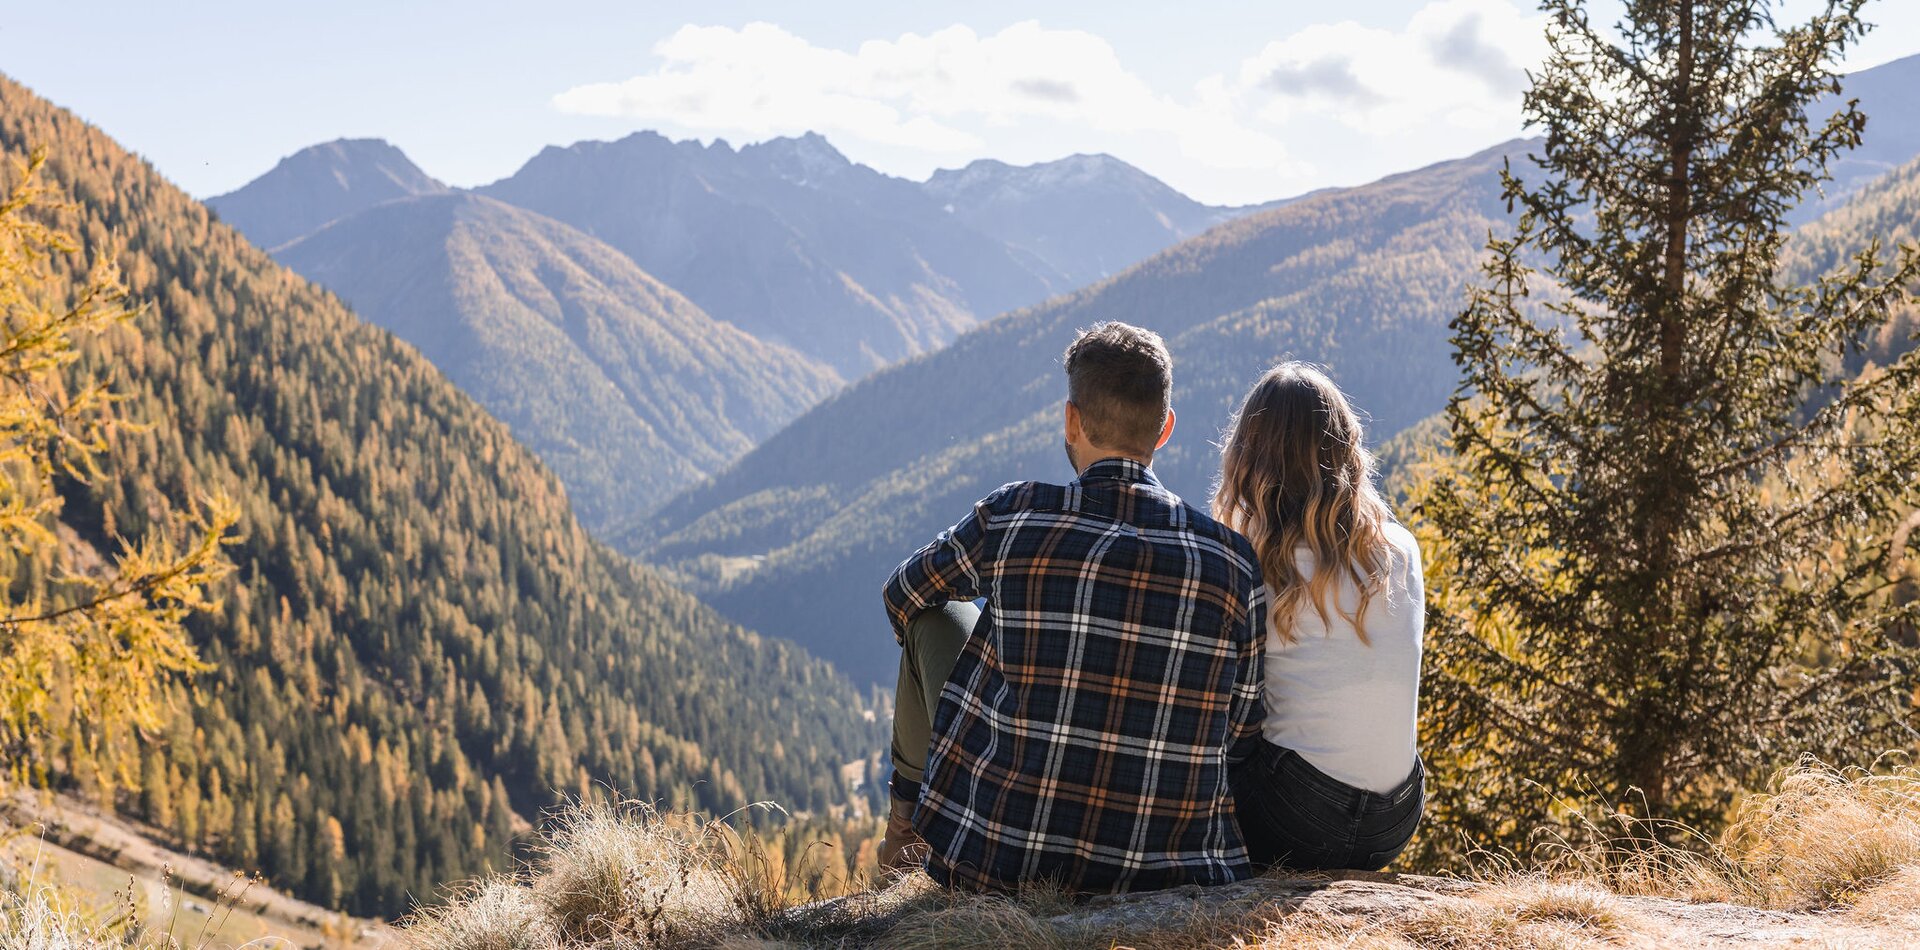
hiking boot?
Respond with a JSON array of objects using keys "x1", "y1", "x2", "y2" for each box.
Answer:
[{"x1": 877, "y1": 796, "x2": 926, "y2": 875}]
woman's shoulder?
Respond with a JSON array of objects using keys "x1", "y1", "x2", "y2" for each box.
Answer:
[
  {"x1": 1381, "y1": 521, "x2": 1424, "y2": 573},
  {"x1": 1381, "y1": 520, "x2": 1419, "y2": 554}
]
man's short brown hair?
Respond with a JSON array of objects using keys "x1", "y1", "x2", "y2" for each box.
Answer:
[{"x1": 1063, "y1": 322, "x2": 1172, "y2": 454}]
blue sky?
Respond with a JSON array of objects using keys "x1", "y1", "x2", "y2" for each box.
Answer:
[{"x1": 5, "y1": 0, "x2": 1915, "y2": 205}]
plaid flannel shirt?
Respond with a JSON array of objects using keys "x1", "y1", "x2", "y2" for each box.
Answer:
[{"x1": 883, "y1": 457, "x2": 1267, "y2": 893}]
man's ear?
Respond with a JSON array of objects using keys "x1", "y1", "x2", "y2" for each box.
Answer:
[
  {"x1": 1154, "y1": 408, "x2": 1176, "y2": 451},
  {"x1": 1065, "y1": 400, "x2": 1082, "y2": 443}
]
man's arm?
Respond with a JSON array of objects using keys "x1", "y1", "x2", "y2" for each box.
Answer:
[
  {"x1": 1225, "y1": 582, "x2": 1268, "y2": 766},
  {"x1": 882, "y1": 493, "x2": 1000, "y2": 644}
]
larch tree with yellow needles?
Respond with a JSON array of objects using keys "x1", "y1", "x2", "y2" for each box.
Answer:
[{"x1": 0, "y1": 148, "x2": 236, "y2": 799}]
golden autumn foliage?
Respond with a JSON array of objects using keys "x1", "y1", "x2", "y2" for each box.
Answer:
[{"x1": 0, "y1": 148, "x2": 235, "y2": 797}]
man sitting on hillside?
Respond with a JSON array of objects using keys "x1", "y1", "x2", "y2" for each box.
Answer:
[{"x1": 878, "y1": 321, "x2": 1266, "y2": 893}]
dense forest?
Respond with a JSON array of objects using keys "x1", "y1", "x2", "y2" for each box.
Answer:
[{"x1": 0, "y1": 74, "x2": 883, "y2": 917}]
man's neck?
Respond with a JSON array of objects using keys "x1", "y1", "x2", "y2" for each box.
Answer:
[{"x1": 1077, "y1": 452, "x2": 1153, "y2": 476}]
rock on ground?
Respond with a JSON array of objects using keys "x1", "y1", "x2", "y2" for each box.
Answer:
[{"x1": 774, "y1": 871, "x2": 1915, "y2": 949}]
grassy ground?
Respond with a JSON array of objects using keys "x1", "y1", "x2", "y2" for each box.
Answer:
[
  {"x1": 0, "y1": 793, "x2": 389, "y2": 949},
  {"x1": 396, "y1": 760, "x2": 1920, "y2": 949},
  {"x1": 7, "y1": 760, "x2": 1914, "y2": 948}
]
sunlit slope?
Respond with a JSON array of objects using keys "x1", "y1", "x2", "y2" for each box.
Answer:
[
  {"x1": 0, "y1": 74, "x2": 877, "y2": 917},
  {"x1": 276, "y1": 191, "x2": 842, "y2": 524},
  {"x1": 1788, "y1": 151, "x2": 1920, "y2": 365}
]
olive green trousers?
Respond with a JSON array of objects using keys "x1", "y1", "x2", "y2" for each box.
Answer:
[{"x1": 889, "y1": 601, "x2": 980, "y2": 793}]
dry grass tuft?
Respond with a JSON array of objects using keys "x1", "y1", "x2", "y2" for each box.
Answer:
[
  {"x1": 1224, "y1": 878, "x2": 1651, "y2": 950},
  {"x1": 1230, "y1": 915, "x2": 1417, "y2": 950},
  {"x1": 525, "y1": 800, "x2": 772, "y2": 947},
  {"x1": 1241, "y1": 887, "x2": 1649, "y2": 950},
  {"x1": 401, "y1": 876, "x2": 558, "y2": 950},
  {"x1": 1382, "y1": 901, "x2": 1547, "y2": 950},
  {"x1": 1844, "y1": 864, "x2": 1920, "y2": 923},
  {"x1": 1519, "y1": 759, "x2": 1920, "y2": 915},
  {"x1": 0, "y1": 883, "x2": 119, "y2": 950},
  {"x1": 398, "y1": 799, "x2": 839, "y2": 949},
  {"x1": 870, "y1": 895, "x2": 1068, "y2": 950},
  {"x1": 1717, "y1": 759, "x2": 1920, "y2": 910},
  {"x1": 1485, "y1": 879, "x2": 1639, "y2": 934}
]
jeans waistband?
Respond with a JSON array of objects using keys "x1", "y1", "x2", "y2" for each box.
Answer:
[{"x1": 1267, "y1": 742, "x2": 1424, "y2": 810}]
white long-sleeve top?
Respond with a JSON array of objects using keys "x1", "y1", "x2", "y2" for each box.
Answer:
[{"x1": 1260, "y1": 522, "x2": 1425, "y2": 794}]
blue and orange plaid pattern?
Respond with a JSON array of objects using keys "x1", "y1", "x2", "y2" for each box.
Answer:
[{"x1": 883, "y1": 457, "x2": 1266, "y2": 893}]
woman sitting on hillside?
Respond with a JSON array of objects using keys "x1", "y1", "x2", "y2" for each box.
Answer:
[{"x1": 1213, "y1": 362, "x2": 1426, "y2": 871}]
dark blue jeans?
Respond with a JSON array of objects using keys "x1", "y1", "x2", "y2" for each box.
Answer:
[{"x1": 1229, "y1": 739, "x2": 1424, "y2": 872}]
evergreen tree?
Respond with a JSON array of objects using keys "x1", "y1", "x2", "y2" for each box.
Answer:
[{"x1": 1419, "y1": 0, "x2": 1920, "y2": 847}]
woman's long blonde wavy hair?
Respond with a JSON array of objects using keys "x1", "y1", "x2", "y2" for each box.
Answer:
[{"x1": 1212, "y1": 362, "x2": 1395, "y2": 645}]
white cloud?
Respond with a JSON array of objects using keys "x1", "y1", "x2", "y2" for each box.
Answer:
[
  {"x1": 555, "y1": 20, "x2": 1296, "y2": 172},
  {"x1": 551, "y1": 1, "x2": 1548, "y2": 202},
  {"x1": 1236, "y1": 0, "x2": 1546, "y2": 134}
]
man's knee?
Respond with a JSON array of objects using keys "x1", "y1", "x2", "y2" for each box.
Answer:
[
  {"x1": 904, "y1": 601, "x2": 980, "y2": 719},
  {"x1": 908, "y1": 600, "x2": 979, "y2": 648}
]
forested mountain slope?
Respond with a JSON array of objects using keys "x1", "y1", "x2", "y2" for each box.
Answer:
[
  {"x1": 479, "y1": 131, "x2": 1065, "y2": 377},
  {"x1": 632, "y1": 141, "x2": 1525, "y2": 684},
  {"x1": 274, "y1": 192, "x2": 842, "y2": 525},
  {"x1": 1793, "y1": 51, "x2": 1920, "y2": 223},
  {"x1": 206, "y1": 138, "x2": 448, "y2": 250},
  {"x1": 923, "y1": 153, "x2": 1285, "y2": 289},
  {"x1": 1788, "y1": 151, "x2": 1920, "y2": 363},
  {"x1": 0, "y1": 75, "x2": 878, "y2": 917}
]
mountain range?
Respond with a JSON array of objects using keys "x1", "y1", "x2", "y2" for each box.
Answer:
[
  {"x1": 476, "y1": 131, "x2": 1060, "y2": 378},
  {"x1": 211, "y1": 132, "x2": 1283, "y2": 525}
]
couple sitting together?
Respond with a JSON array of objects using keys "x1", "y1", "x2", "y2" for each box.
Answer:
[{"x1": 878, "y1": 321, "x2": 1425, "y2": 893}]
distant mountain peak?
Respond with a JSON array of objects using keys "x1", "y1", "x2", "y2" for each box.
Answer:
[
  {"x1": 305, "y1": 135, "x2": 406, "y2": 156},
  {"x1": 744, "y1": 132, "x2": 853, "y2": 186},
  {"x1": 613, "y1": 129, "x2": 673, "y2": 147},
  {"x1": 924, "y1": 152, "x2": 1168, "y2": 203},
  {"x1": 263, "y1": 137, "x2": 444, "y2": 194},
  {"x1": 209, "y1": 137, "x2": 446, "y2": 250},
  {"x1": 920, "y1": 151, "x2": 1250, "y2": 287}
]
